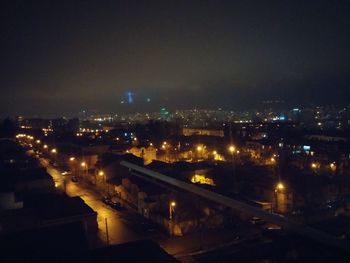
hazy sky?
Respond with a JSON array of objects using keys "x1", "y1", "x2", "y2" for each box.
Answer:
[{"x1": 1, "y1": 0, "x2": 350, "y2": 117}]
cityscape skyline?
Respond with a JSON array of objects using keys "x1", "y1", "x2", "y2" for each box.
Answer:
[{"x1": 2, "y1": 1, "x2": 350, "y2": 262}]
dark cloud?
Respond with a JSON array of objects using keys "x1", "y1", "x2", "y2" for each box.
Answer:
[{"x1": 1, "y1": 0, "x2": 350, "y2": 117}]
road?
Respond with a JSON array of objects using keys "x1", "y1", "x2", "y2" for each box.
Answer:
[
  {"x1": 39, "y1": 158, "x2": 65, "y2": 189},
  {"x1": 66, "y1": 179, "x2": 166, "y2": 245},
  {"x1": 39, "y1": 157, "x2": 166, "y2": 246}
]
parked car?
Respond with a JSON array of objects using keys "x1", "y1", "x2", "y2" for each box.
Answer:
[
  {"x1": 102, "y1": 196, "x2": 112, "y2": 205},
  {"x1": 110, "y1": 201, "x2": 123, "y2": 211}
]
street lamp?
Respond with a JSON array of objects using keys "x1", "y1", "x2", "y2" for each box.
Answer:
[
  {"x1": 274, "y1": 182, "x2": 285, "y2": 213},
  {"x1": 169, "y1": 201, "x2": 176, "y2": 236},
  {"x1": 276, "y1": 182, "x2": 284, "y2": 191},
  {"x1": 51, "y1": 148, "x2": 57, "y2": 154},
  {"x1": 311, "y1": 162, "x2": 318, "y2": 169},
  {"x1": 81, "y1": 162, "x2": 88, "y2": 178},
  {"x1": 229, "y1": 145, "x2": 236, "y2": 153},
  {"x1": 43, "y1": 144, "x2": 48, "y2": 149},
  {"x1": 99, "y1": 170, "x2": 109, "y2": 194},
  {"x1": 69, "y1": 157, "x2": 75, "y2": 162},
  {"x1": 169, "y1": 201, "x2": 176, "y2": 220}
]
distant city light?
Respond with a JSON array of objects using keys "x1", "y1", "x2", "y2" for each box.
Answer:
[
  {"x1": 303, "y1": 145, "x2": 311, "y2": 151},
  {"x1": 127, "y1": 91, "x2": 134, "y2": 104}
]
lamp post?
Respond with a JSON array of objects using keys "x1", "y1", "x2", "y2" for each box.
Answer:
[
  {"x1": 69, "y1": 157, "x2": 76, "y2": 177},
  {"x1": 81, "y1": 162, "x2": 87, "y2": 179},
  {"x1": 228, "y1": 145, "x2": 237, "y2": 192},
  {"x1": 196, "y1": 145, "x2": 204, "y2": 161},
  {"x1": 162, "y1": 141, "x2": 171, "y2": 162},
  {"x1": 99, "y1": 170, "x2": 108, "y2": 195},
  {"x1": 169, "y1": 201, "x2": 176, "y2": 236},
  {"x1": 274, "y1": 182, "x2": 285, "y2": 213}
]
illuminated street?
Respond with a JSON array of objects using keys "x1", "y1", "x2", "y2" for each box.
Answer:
[
  {"x1": 40, "y1": 158, "x2": 166, "y2": 246},
  {"x1": 38, "y1": 158, "x2": 65, "y2": 190}
]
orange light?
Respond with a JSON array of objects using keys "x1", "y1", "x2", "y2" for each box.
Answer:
[{"x1": 276, "y1": 182, "x2": 284, "y2": 190}]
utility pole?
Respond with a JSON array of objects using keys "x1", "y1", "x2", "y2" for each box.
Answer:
[{"x1": 105, "y1": 217, "x2": 109, "y2": 246}]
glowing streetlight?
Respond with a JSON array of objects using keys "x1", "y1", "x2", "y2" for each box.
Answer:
[
  {"x1": 51, "y1": 148, "x2": 57, "y2": 154},
  {"x1": 43, "y1": 144, "x2": 48, "y2": 149},
  {"x1": 36, "y1": 140, "x2": 41, "y2": 144},
  {"x1": 213, "y1": 150, "x2": 217, "y2": 155},
  {"x1": 229, "y1": 145, "x2": 236, "y2": 153},
  {"x1": 69, "y1": 157, "x2": 75, "y2": 161},
  {"x1": 311, "y1": 162, "x2": 317, "y2": 169},
  {"x1": 271, "y1": 157, "x2": 276, "y2": 163},
  {"x1": 99, "y1": 171, "x2": 104, "y2": 176},
  {"x1": 276, "y1": 182, "x2": 284, "y2": 191},
  {"x1": 169, "y1": 201, "x2": 176, "y2": 220},
  {"x1": 81, "y1": 162, "x2": 86, "y2": 167},
  {"x1": 197, "y1": 145, "x2": 203, "y2": 152},
  {"x1": 330, "y1": 162, "x2": 336, "y2": 171}
]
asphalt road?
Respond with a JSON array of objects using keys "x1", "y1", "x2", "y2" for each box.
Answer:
[{"x1": 39, "y1": 157, "x2": 166, "y2": 247}]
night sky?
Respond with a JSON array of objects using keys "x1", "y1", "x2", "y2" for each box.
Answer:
[{"x1": 1, "y1": 0, "x2": 350, "y2": 117}]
